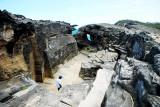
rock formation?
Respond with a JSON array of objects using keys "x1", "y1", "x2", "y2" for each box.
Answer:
[
  {"x1": 80, "y1": 50, "x2": 118, "y2": 79},
  {"x1": 1, "y1": 10, "x2": 160, "y2": 107},
  {"x1": 0, "y1": 10, "x2": 78, "y2": 106},
  {"x1": 75, "y1": 22, "x2": 160, "y2": 107},
  {"x1": 0, "y1": 10, "x2": 78, "y2": 82}
]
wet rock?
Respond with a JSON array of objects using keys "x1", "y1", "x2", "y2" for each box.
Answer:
[
  {"x1": 80, "y1": 50, "x2": 118, "y2": 79},
  {"x1": 102, "y1": 85, "x2": 133, "y2": 107}
]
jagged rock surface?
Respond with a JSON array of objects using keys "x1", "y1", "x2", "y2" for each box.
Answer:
[
  {"x1": 1, "y1": 10, "x2": 160, "y2": 107},
  {"x1": 80, "y1": 50, "x2": 118, "y2": 79},
  {"x1": 59, "y1": 80, "x2": 92, "y2": 107},
  {"x1": 109, "y1": 57, "x2": 160, "y2": 107},
  {"x1": 102, "y1": 85, "x2": 133, "y2": 107},
  {"x1": 74, "y1": 24, "x2": 160, "y2": 61}
]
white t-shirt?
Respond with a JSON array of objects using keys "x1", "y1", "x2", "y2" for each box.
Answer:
[{"x1": 56, "y1": 79, "x2": 61, "y2": 88}]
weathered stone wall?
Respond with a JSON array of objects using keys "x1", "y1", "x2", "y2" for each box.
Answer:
[
  {"x1": 34, "y1": 22, "x2": 78, "y2": 78},
  {"x1": 0, "y1": 10, "x2": 78, "y2": 82},
  {"x1": 0, "y1": 10, "x2": 35, "y2": 81}
]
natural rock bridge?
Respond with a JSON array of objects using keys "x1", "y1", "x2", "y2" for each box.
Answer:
[{"x1": 0, "y1": 10, "x2": 160, "y2": 107}]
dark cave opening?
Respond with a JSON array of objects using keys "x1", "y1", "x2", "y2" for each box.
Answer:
[{"x1": 5, "y1": 42, "x2": 15, "y2": 56}]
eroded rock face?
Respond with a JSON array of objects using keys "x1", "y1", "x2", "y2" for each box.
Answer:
[
  {"x1": 75, "y1": 24, "x2": 160, "y2": 61},
  {"x1": 45, "y1": 34, "x2": 78, "y2": 69},
  {"x1": 111, "y1": 57, "x2": 160, "y2": 107},
  {"x1": 0, "y1": 10, "x2": 78, "y2": 82},
  {"x1": 0, "y1": 10, "x2": 79, "y2": 107},
  {"x1": 33, "y1": 20, "x2": 78, "y2": 81},
  {"x1": 0, "y1": 10, "x2": 35, "y2": 81}
]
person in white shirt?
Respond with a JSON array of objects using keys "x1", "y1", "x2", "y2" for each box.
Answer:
[{"x1": 56, "y1": 75, "x2": 63, "y2": 91}]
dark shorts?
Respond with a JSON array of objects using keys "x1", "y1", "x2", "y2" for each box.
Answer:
[{"x1": 58, "y1": 87, "x2": 61, "y2": 91}]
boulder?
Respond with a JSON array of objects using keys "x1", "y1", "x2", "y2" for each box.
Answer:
[
  {"x1": 46, "y1": 34, "x2": 78, "y2": 69},
  {"x1": 80, "y1": 50, "x2": 118, "y2": 79}
]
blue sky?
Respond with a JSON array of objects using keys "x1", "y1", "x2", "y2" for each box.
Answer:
[{"x1": 0, "y1": 0, "x2": 160, "y2": 27}]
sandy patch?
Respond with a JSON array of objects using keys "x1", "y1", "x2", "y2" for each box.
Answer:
[{"x1": 39, "y1": 53, "x2": 88, "y2": 93}]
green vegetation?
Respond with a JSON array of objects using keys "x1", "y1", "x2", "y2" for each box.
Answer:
[
  {"x1": 22, "y1": 86, "x2": 29, "y2": 90},
  {"x1": 115, "y1": 19, "x2": 160, "y2": 30}
]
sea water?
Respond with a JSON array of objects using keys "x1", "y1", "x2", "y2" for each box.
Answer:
[{"x1": 72, "y1": 29, "x2": 78, "y2": 34}]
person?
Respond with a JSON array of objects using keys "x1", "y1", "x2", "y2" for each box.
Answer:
[{"x1": 56, "y1": 75, "x2": 63, "y2": 91}]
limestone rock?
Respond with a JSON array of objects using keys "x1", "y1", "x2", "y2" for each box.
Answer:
[
  {"x1": 0, "y1": 10, "x2": 34, "y2": 81},
  {"x1": 0, "y1": 75, "x2": 69, "y2": 107},
  {"x1": 112, "y1": 57, "x2": 160, "y2": 106},
  {"x1": 75, "y1": 23, "x2": 160, "y2": 61},
  {"x1": 80, "y1": 50, "x2": 118, "y2": 79},
  {"x1": 0, "y1": 10, "x2": 78, "y2": 82},
  {"x1": 142, "y1": 94, "x2": 160, "y2": 107},
  {"x1": 46, "y1": 34, "x2": 78, "y2": 69},
  {"x1": 59, "y1": 81, "x2": 92, "y2": 107},
  {"x1": 102, "y1": 85, "x2": 133, "y2": 107},
  {"x1": 145, "y1": 45, "x2": 160, "y2": 64}
]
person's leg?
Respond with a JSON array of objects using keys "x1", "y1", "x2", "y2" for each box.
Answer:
[{"x1": 58, "y1": 88, "x2": 60, "y2": 91}]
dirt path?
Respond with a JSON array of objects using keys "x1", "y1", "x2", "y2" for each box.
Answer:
[{"x1": 39, "y1": 53, "x2": 88, "y2": 93}]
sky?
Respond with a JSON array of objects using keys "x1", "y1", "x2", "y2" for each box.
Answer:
[{"x1": 0, "y1": 0, "x2": 160, "y2": 27}]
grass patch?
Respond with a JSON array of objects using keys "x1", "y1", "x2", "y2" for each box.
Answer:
[
  {"x1": 22, "y1": 86, "x2": 29, "y2": 90},
  {"x1": 115, "y1": 19, "x2": 160, "y2": 30}
]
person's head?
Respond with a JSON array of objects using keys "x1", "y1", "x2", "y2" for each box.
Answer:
[{"x1": 59, "y1": 75, "x2": 63, "y2": 79}]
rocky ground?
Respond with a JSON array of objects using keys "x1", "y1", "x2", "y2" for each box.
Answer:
[{"x1": 1, "y1": 10, "x2": 160, "y2": 107}]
